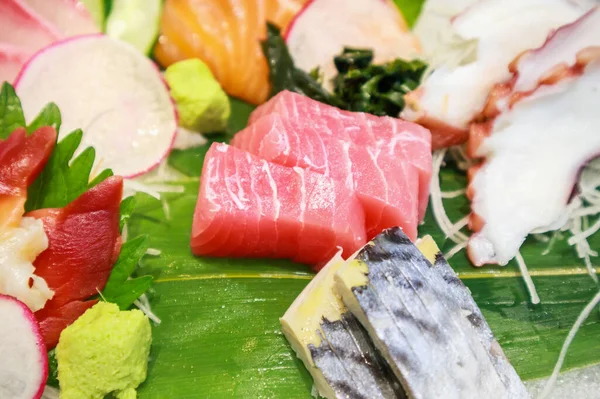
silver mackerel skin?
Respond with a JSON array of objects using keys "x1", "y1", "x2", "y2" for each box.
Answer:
[
  {"x1": 341, "y1": 228, "x2": 530, "y2": 399},
  {"x1": 309, "y1": 312, "x2": 406, "y2": 399}
]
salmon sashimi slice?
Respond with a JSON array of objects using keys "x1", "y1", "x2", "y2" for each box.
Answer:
[
  {"x1": 154, "y1": 0, "x2": 309, "y2": 105},
  {"x1": 0, "y1": 126, "x2": 56, "y2": 230},
  {"x1": 247, "y1": 91, "x2": 432, "y2": 221},
  {"x1": 28, "y1": 176, "x2": 123, "y2": 348},
  {"x1": 231, "y1": 113, "x2": 420, "y2": 240},
  {"x1": 191, "y1": 143, "x2": 366, "y2": 268}
]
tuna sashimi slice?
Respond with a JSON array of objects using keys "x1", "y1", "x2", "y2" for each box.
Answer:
[
  {"x1": 0, "y1": 127, "x2": 56, "y2": 230},
  {"x1": 28, "y1": 176, "x2": 123, "y2": 348},
  {"x1": 231, "y1": 113, "x2": 420, "y2": 240},
  {"x1": 0, "y1": 0, "x2": 61, "y2": 54},
  {"x1": 191, "y1": 143, "x2": 366, "y2": 268},
  {"x1": 246, "y1": 90, "x2": 432, "y2": 222}
]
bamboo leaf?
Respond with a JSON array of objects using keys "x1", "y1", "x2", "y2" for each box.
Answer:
[{"x1": 128, "y1": 170, "x2": 600, "y2": 398}]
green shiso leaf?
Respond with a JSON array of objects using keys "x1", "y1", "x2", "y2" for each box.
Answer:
[
  {"x1": 0, "y1": 82, "x2": 26, "y2": 139},
  {"x1": 26, "y1": 103, "x2": 61, "y2": 134},
  {"x1": 101, "y1": 235, "x2": 154, "y2": 310},
  {"x1": 120, "y1": 196, "x2": 137, "y2": 232},
  {"x1": 0, "y1": 82, "x2": 153, "y2": 337},
  {"x1": 25, "y1": 128, "x2": 113, "y2": 211}
]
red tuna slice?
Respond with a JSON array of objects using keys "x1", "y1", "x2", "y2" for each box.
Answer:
[
  {"x1": 247, "y1": 90, "x2": 432, "y2": 221},
  {"x1": 191, "y1": 143, "x2": 366, "y2": 268},
  {"x1": 0, "y1": 0, "x2": 61, "y2": 54},
  {"x1": 0, "y1": 44, "x2": 31, "y2": 84},
  {"x1": 27, "y1": 176, "x2": 123, "y2": 348},
  {"x1": 0, "y1": 126, "x2": 56, "y2": 230},
  {"x1": 231, "y1": 113, "x2": 420, "y2": 240},
  {"x1": 32, "y1": 299, "x2": 96, "y2": 351}
]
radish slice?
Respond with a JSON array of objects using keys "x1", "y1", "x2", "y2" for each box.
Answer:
[
  {"x1": 0, "y1": 294, "x2": 48, "y2": 399},
  {"x1": 0, "y1": 0, "x2": 61, "y2": 53},
  {"x1": 15, "y1": 35, "x2": 177, "y2": 178},
  {"x1": 285, "y1": 0, "x2": 421, "y2": 89},
  {"x1": 0, "y1": 44, "x2": 30, "y2": 84},
  {"x1": 19, "y1": 0, "x2": 99, "y2": 36}
]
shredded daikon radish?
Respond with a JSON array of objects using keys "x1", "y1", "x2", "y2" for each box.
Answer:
[
  {"x1": 135, "y1": 293, "x2": 161, "y2": 324},
  {"x1": 41, "y1": 385, "x2": 60, "y2": 399},
  {"x1": 146, "y1": 248, "x2": 162, "y2": 256},
  {"x1": 162, "y1": 198, "x2": 171, "y2": 221},
  {"x1": 445, "y1": 241, "x2": 468, "y2": 260},
  {"x1": 430, "y1": 148, "x2": 539, "y2": 303},
  {"x1": 540, "y1": 290, "x2": 600, "y2": 398},
  {"x1": 441, "y1": 189, "x2": 467, "y2": 199},
  {"x1": 515, "y1": 252, "x2": 540, "y2": 305},
  {"x1": 430, "y1": 149, "x2": 470, "y2": 244},
  {"x1": 430, "y1": 146, "x2": 600, "y2": 292},
  {"x1": 123, "y1": 179, "x2": 184, "y2": 200}
]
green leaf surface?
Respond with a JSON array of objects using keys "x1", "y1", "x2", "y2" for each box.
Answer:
[
  {"x1": 26, "y1": 103, "x2": 61, "y2": 134},
  {"x1": 393, "y1": 0, "x2": 426, "y2": 28},
  {"x1": 0, "y1": 82, "x2": 26, "y2": 139},
  {"x1": 120, "y1": 196, "x2": 137, "y2": 232},
  {"x1": 168, "y1": 97, "x2": 255, "y2": 177},
  {"x1": 102, "y1": 235, "x2": 154, "y2": 310},
  {"x1": 25, "y1": 129, "x2": 112, "y2": 211},
  {"x1": 129, "y1": 163, "x2": 600, "y2": 398}
]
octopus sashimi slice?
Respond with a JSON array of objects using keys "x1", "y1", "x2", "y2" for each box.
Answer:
[
  {"x1": 467, "y1": 7, "x2": 600, "y2": 265},
  {"x1": 401, "y1": 0, "x2": 590, "y2": 150}
]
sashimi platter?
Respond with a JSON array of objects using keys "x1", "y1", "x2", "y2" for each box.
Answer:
[{"x1": 3, "y1": 0, "x2": 600, "y2": 398}]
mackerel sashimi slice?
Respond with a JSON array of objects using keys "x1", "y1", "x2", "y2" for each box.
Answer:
[
  {"x1": 245, "y1": 91, "x2": 432, "y2": 223},
  {"x1": 27, "y1": 176, "x2": 123, "y2": 349},
  {"x1": 191, "y1": 143, "x2": 366, "y2": 267},
  {"x1": 231, "y1": 113, "x2": 420, "y2": 241}
]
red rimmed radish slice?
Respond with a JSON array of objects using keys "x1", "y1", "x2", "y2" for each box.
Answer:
[
  {"x1": 285, "y1": 0, "x2": 420, "y2": 89},
  {"x1": 15, "y1": 35, "x2": 177, "y2": 178},
  {"x1": 0, "y1": 44, "x2": 30, "y2": 84},
  {"x1": 0, "y1": 0, "x2": 61, "y2": 53},
  {"x1": 19, "y1": 0, "x2": 100, "y2": 36},
  {"x1": 0, "y1": 294, "x2": 48, "y2": 399}
]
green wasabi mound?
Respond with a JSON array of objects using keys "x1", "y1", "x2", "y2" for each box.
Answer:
[
  {"x1": 55, "y1": 302, "x2": 152, "y2": 399},
  {"x1": 165, "y1": 58, "x2": 231, "y2": 133}
]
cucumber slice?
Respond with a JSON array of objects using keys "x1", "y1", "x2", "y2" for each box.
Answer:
[{"x1": 105, "y1": 0, "x2": 161, "y2": 54}]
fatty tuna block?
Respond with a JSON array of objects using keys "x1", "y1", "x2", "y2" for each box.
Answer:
[
  {"x1": 191, "y1": 143, "x2": 366, "y2": 267},
  {"x1": 231, "y1": 113, "x2": 420, "y2": 241},
  {"x1": 243, "y1": 90, "x2": 432, "y2": 222}
]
